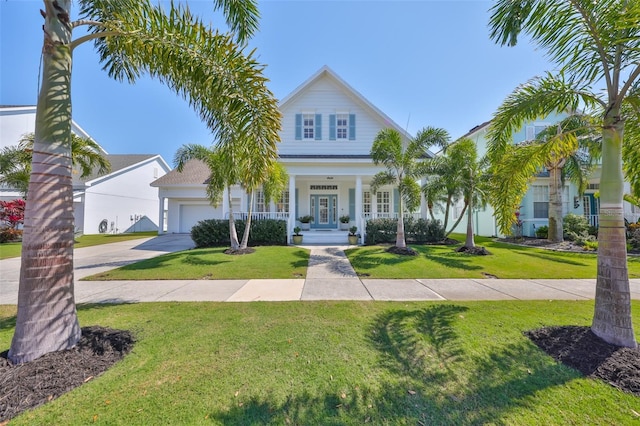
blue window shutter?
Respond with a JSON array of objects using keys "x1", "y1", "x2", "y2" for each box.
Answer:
[
  {"x1": 394, "y1": 189, "x2": 399, "y2": 215},
  {"x1": 349, "y1": 114, "x2": 356, "y2": 140},
  {"x1": 295, "y1": 188, "x2": 299, "y2": 218},
  {"x1": 315, "y1": 114, "x2": 322, "y2": 140},
  {"x1": 329, "y1": 114, "x2": 336, "y2": 140},
  {"x1": 295, "y1": 114, "x2": 302, "y2": 140},
  {"x1": 349, "y1": 188, "x2": 355, "y2": 219}
]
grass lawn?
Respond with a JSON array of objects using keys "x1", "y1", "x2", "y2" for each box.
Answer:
[
  {"x1": 85, "y1": 246, "x2": 310, "y2": 280},
  {"x1": 1, "y1": 300, "x2": 639, "y2": 424},
  {"x1": 346, "y1": 235, "x2": 640, "y2": 279},
  {"x1": 0, "y1": 232, "x2": 158, "y2": 260}
]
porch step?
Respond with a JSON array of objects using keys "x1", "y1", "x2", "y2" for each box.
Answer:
[{"x1": 296, "y1": 230, "x2": 353, "y2": 245}]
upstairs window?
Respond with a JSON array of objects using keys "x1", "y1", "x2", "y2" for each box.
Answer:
[
  {"x1": 303, "y1": 114, "x2": 315, "y2": 139},
  {"x1": 336, "y1": 114, "x2": 348, "y2": 140},
  {"x1": 329, "y1": 113, "x2": 356, "y2": 140},
  {"x1": 295, "y1": 113, "x2": 322, "y2": 140}
]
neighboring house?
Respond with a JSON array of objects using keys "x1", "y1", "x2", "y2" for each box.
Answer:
[
  {"x1": 0, "y1": 105, "x2": 171, "y2": 234},
  {"x1": 442, "y1": 115, "x2": 640, "y2": 238},
  {"x1": 152, "y1": 66, "x2": 429, "y2": 244}
]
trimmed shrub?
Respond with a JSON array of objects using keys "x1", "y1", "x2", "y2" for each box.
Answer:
[
  {"x1": 563, "y1": 213, "x2": 591, "y2": 242},
  {"x1": 190, "y1": 219, "x2": 287, "y2": 248},
  {"x1": 0, "y1": 227, "x2": 22, "y2": 243},
  {"x1": 365, "y1": 217, "x2": 445, "y2": 245},
  {"x1": 535, "y1": 225, "x2": 549, "y2": 239}
]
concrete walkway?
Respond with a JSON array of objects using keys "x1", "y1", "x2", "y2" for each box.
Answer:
[{"x1": 3, "y1": 235, "x2": 640, "y2": 304}]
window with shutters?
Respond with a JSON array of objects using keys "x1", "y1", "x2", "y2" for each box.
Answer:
[
  {"x1": 303, "y1": 114, "x2": 314, "y2": 140},
  {"x1": 336, "y1": 114, "x2": 348, "y2": 140}
]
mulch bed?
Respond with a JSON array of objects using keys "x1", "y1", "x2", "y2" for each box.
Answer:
[
  {"x1": 2, "y1": 324, "x2": 639, "y2": 422},
  {"x1": 0, "y1": 326, "x2": 134, "y2": 423},
  {"x1": 526, "y1": 326, "x2": 640, "y2": 396}
]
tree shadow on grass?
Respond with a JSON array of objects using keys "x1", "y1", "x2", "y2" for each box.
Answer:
[
  {"x1": 347, "y1": 247, "x2": 422, "y2": 272},
  {"x1": 425, "y1": 252, "x2": 485, "y2": 271},
  {"x1": 211, "y1": 304, "x2": 580, "y2": 424},
  {"x1": 513, "y1": 250, "x2": 591, "y2": 267}
]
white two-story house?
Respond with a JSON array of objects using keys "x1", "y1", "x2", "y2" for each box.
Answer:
[
  {"x1": 152, "y1": 66, "x2": 428, "y2": 244},
  {"x1": 0, "y1": 105, "x2": 171, "y2": 234}
]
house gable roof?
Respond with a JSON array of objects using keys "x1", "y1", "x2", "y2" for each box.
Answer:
[
  {"x1": 150, "y1": 159, "x2": 210, "y2": 186},
  {"x1": 0, "y1": 105, "x2": 107, "y2": 153},
  {"x1": 279, "y1": 66, "x2": 414, "y2": 142},
  {"x1": 75, "y1": 154, "x2": 170, "y2": 188}
]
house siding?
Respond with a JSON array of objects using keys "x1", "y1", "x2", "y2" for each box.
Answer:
[{"x1": 279, "y1": 77, "x2": 391, "y2": 157}]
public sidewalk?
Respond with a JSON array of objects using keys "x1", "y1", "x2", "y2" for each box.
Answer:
[{"x1": 3, "y1": 238, "x2": 640, "y2": 305}]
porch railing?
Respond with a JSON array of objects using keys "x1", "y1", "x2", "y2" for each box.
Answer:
[{"x1": 228, "y1": 211, "x2": 289, "y2": 221}]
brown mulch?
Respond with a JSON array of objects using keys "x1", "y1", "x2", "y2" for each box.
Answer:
[
  {"x1": 526, "y1": 326, "x2": 640, "y2": 396},
  {"x1": 0, "y1": 326, "x2": 134, "y2": 423},
  {"x1": 456, "y1": 246, "x2": 491, "y2": 255},
  {"x1": 223, "y1": 247, "x2": 256, "y2": 255},
  {"x1": 385, "y1": 246, "x2": 419, "y2": 256}
]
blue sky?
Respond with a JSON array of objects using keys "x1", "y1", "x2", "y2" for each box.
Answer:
[{"x1": 1, "y1": 0, "x2": 555, "y2": 165}]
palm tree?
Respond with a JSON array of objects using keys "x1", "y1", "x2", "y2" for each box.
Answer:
[
  {"x1": 0, "y1": 132, "x2": 111, "y2": 198},
  {"x1": 370, "y1": 127, "x2": 449, "y2": 251},
  {"x1": 488, "y1": 0, "x2": 640, "y2": 347},
  {"x1": 174, "y1": 142, "x2": 287, "y2": 252},
  {"x1": 239, "y1": 161, "x2": 288, "y2": 250},
  {"x1": 448, "y1": 138, "x2": 489, "y2": 250},
  {"x1": 488, "y1": 113, "x2": 600, "y2": 242},
  {"x1": 421, "y1": 149, "x2": 465, "y2": 236},
  {"x1": 10, "y1": 0, "x2": 278, "y2": 364}
]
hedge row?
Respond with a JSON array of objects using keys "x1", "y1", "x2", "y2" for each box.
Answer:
[
  {"x1": 365, "y1": 217, "x2": 445, "y2": 245},
  {"x1": 191, "y1": 219, "x2": 287, "y2": 248}
]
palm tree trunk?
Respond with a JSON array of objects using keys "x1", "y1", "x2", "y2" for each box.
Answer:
[
  {"x1": 239, "y1": 190, "x2": 254, "y2": 249},
  {"x1": 548, "y1": 163, "x2": 564, "y2": 242},
  {"x1": 591, "y1": 112, "x2": 636, "y2": 348},
  {"x1": 227, "y1": 186, "x2": 240, "y2": 250},
  {"x1": 9, "y1": 0, "x2": 81, "y2": 363},
  {"x1": 445, "y1": 204, "x2": 467, "y2": 237},
  {"x1": 465, "y1": 199, "x2": 475, "y2": 248},
  {"x1": 396, "y1": 197, "x2": 406, "y2": 248}
]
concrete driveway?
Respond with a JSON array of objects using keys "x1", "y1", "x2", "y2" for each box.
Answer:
[{"x1": 0, "y1": 233, "x2": 194, "y2": 303}]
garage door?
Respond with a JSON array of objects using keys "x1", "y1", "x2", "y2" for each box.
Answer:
[{"x1": 179, "y1": 204, "x2": 221, "y2": 233}]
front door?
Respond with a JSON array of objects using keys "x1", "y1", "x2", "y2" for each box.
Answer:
[{"x1": 310, "y1": 194, "x2": 337, "y2": 229}]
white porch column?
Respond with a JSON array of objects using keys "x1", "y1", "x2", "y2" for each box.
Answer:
[
  {"x1": 157, "y1": 194, "x2": 165, "y2": 234},
  {"x1": 355, "y1": 176, "x2": 363, "y2": 239},
  {"x1": 288, "y1": 175, "x2": 296, "y2": 240},
  {"x1": 222, "y1": 187, "x2": 229, "y2": 219}
]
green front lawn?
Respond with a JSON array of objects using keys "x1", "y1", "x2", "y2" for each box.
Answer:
[
  {"x1": 85, "y1": 246, "x2": 310, "y2": 280},
  {"x1": 0, "y1": 232, "x2": 158, "y2": 260},
  {"x1": 1, "y1": 300, "x2": 639, "y2": 424},
  {"x1": 346, "y1": 236, "x2": 640, "y2": 279}
]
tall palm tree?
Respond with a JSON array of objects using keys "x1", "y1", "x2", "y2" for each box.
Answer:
[
  {"x1": 421, "y1": 149, "x2": 465, "y2": 236},
  {"x1": 370, "y1": 127, "x2": 449, "y2": 251},
  {"x1": 488, "y1": 0, "x2": 640, "y2": 347},
  {"x1": 0, "y1": 132, "x2": 111, "y2": 198},
  {"x1": 10, "y1": 0, "x2": 279, "y2": 364},
  {"x1": 447, "y1": 138, "x2": 489, "y2": 250},
  {"x1": 488, "y1": 113, "x2": 600, "y2": 242}
]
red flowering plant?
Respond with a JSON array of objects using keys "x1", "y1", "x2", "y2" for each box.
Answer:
[{"x1": 0, "y1": 199, "x2": 25, "y2": 242}]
